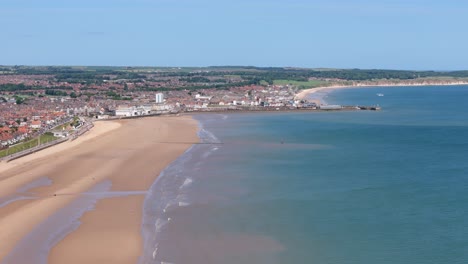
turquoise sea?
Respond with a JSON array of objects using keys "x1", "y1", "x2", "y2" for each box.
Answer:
[{"x1": 140, "y1": 85, "x2": 468, "y2": 264}]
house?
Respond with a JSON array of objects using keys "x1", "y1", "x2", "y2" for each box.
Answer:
[
  {"x1": 18, "y1": 126, "x2": 29, "y2": 134},
  {"x1": 30, "y1": 120, "x2": 42, "y2": 129},
  {"x1": 0, "y1": 134, "x2": 13, "y2": 146},
  {"x1": 1, "y1": 126, "x2": 11, "y2": 133}
]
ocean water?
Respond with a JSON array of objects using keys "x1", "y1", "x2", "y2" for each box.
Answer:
[{"x1": 140, "y1": 85, "x2": 468, "y2": 264}]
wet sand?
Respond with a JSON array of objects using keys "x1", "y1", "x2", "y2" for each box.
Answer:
[{"x1": 0, "y1": 116, "x2": 199, "y2": 264}]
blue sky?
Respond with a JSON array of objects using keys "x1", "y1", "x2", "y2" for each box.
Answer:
[{"x1": 1, "y1": 0, "x2": 468, "y2": 69}]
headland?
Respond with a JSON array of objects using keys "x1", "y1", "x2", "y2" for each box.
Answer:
[{"x1": 295, "y1": 80, "x2": 468, "y2": 102}]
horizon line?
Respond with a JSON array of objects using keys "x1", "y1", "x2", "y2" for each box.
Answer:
[{"x1": 0, "y1": 65, "x2": 465, "y2": 72}]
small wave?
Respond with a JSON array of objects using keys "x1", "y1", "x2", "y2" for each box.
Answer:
[
  {"x1": 178, "y1": 201, "x2": 190, "y2": 207},
  {"x1": 198, "y1": 125, "x2": 221, "y2": 144},
  {"x1": 140, "y1": 117, "x2": 219, "y2": 264},
  {"x1": 179, "y1": 178, "x2": 193, "y2": 189},
  {"x1": 176, "y1": 192, "x2": 191, "y2": 200},
  {"x1": 152, "y1": 244, "x2": 158, "y2": 259},
  {"x1": 175, "y1": 193, "x2": 191, "y2": 207},
  {"x1": 201, "y1": 149, "x2": 213, "y2": 159},
  {"x1": 155, "y1": 218, "x2": 167, "y2": 233},
  {"x1": 162, "y1": 201, "x2": 180, "y2": 213}
]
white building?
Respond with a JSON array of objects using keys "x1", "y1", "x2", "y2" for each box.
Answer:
[
  {"x1": 195, "y1": 94, "x2": 212, "y2": 100},
  {"x1": 152, "y1": 104, "x2": 172, "y2": 111},
  {"x1": 155, "y1": 93, "x2": 164, "y2": 104},
  {"x1": 97, "y1": 115, "x2": 110, "y2": 120},
  {"x1": 53, "y1": 131, "x2": 69, "y2": 138},
  {"x1": 115, "y1": 106, "x2": 152, "y2": 117}
]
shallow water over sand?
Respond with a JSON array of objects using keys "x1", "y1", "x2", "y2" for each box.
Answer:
[{"x1": 141, "y1": 85, "x2": 468, "y2": 264}]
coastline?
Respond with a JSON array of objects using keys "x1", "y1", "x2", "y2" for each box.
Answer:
[
  {"x1": 138, "y1": 115, "x2": 221, "y2": 263},
  {"x1": 0, "y1": 116, "x2": 199, "y2": 264},
  {"x1": 294, "y1": 81, "x2": 468, "y2": 102},
  {"x1": 2, "y1": 83, "x2": 466, "y2": 263}
]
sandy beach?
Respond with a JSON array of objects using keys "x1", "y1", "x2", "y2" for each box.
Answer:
[
  {"x1": 0, "y1": 116, "x2": 198, "y2": 264},
  {"x1": 295, "y1": 82, "x2": 468, "y2": 102}
]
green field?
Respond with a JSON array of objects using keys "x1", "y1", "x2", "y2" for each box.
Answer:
[
  {"x1": 0, "y1": 133, "x2": 58, "y2": 158},
  {"x1": 273, "y1": 79, "x2": 327, "y2": 89},
  {"x1": 54, "y1": 122, "x2": 71, "y2": 131}
]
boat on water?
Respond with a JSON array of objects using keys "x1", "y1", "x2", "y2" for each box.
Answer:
[{"x1": 377, "y1": 93, "x2": 384, "y2": 97}]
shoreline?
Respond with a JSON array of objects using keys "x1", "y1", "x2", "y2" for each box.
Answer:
[
  {"x1": 48, "y1": 116, "x2": 199, "y2": 264},
  {"x1": 139, "y1": 138, "x2": 199, "y2": 263},
  {"x1": 294, "y1": 82, "x2": 468, "y2": 101},
  {"x1": 0, "y1": 116, "x2": 199, "y2": 264},
  {"x1": 2, "y1": 83, "x2": 466, "y2": 263},
  {"x1": 138, "y1": 114, "x2": 222, "y2": 263}
]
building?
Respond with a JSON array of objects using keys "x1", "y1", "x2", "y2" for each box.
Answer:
[
  {"x1": 195, "y1": 94, "x2": 212, "y2": 100},
  {"x1": 97, "y1": 115, "x2": 110, "y2": 120},
  {"x1": 115, "y1": 106, "x2": 152, "y2": 117},
  {"x1": 155, "y1": 93, "x2": 164, "y2": 104},
  {"x1": 30, "y1": 120, "x2": 42, "y2": 129},
  {"x1": 53, "y1": 131, "x2": 69, "y2": 138},
  {"x1": 152, "y1": 104, "x2": 172, "y2": 112},
  {"x1": 115, "y1": 108, "x2": 133, "y2": 117}
]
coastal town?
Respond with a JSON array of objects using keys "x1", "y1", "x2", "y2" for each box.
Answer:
[
  {"x1": 2, "y1": 65, "x2": 468, "y2": 157},
  {"x1": 0, "y1": 83, "x2": 311, "y2": 150},
  {"x1": 2, "y1": 0, "x2": 468, "y2": 262}
]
